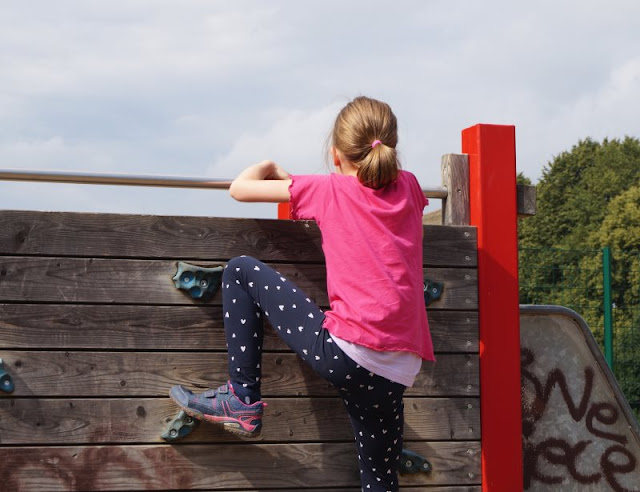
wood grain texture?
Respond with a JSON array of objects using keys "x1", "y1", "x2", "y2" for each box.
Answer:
[
  {"x1": 202, "y1": 488, "x2": 482, "y2": 492},
  {"x1": 206, "y1": 488, "x2": 482, "y2": 492},
  {"x1": 0, "y1": 442, "x2": 481, "y2": 490},
  {"x1": 0, "y1": 257, "x2": 477, "y2": 309},
  {"x1": 441, "y1": 154, "x2": 470, "y2": 226},
  {"x1": 1, "y1": 351, "x2": 478, "y2": 397},
  {"x1": 0, "y1": 305, "x2": 478, "y2": 352},
  {"x1": 0, "y1": 397, "x2": 480, "y2": 444},
  {"x1": 517, "y1": 184, "x2": 537, "y2": 217},
  {"x1": 0, "y1": 209, "x2": 483, "y2": 491},
  {"x1": 0, "y1": 210, "x2": 477, "y2": 267}
]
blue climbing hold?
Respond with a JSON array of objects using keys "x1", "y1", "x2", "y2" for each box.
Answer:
[
  {"x1": 0, "y1": 359, "x2": 14, "y2": 393},
  {"x1": 424, "y1": 278, "x2": 444, "y2": 306},
  {"x1": 173, "y1": 261, "x2": 224, "y2": 301},
  {"x1": 399, "y1": 448, "x2": 432, "y2": 474}
]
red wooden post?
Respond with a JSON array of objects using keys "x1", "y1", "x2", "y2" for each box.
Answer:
[
  {"x1": 462, "y1": 124, "x2": 522, "y2": 491},
  {"x1": 277, "y1": 202, "x2": 292, "y2": 220}
]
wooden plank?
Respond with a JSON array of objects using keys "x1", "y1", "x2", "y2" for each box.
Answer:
[
  {"x1": 0, "y1": 397, "x2": 480, "y2": 444},
  {"x1": 0, "y1": 257, "x2": 477, "y2": 309},
  {"x1": 0, "y1": 305, "x2": 478, "y2": 352},
  {"x1": 0, "y1": 442, "x2": 481, "y2": 490},
  {"x1": 441, "y1": 154, "x2": 470, "y2": 226},
  {"x1": 0, "y1": 210, "x2": 477, "y2": 267},
  {"x1": 208, "y1": 488, "x2": 482, "y2": 492},
  {"x1": 517, "y1": 183, "x2": 537, "y2": 217},
  {"x1": 1, "y1": 352, "x2": 479, "y2": 397}
]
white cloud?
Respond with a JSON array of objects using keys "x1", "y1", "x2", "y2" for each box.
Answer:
[
  {"x1": 208, "y1": 102, "x2": 343, "y2": 179},
  {"x1": 1, "y1": 0, "x2": 640, "y2": 216}
]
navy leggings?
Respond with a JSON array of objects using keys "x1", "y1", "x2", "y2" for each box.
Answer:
[{"x1": 222, "y1": 256, "x2": 405, "y2": 492}]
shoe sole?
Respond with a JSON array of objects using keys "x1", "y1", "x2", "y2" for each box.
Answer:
[{"x1": 169, "y1": 388, "x2": 262, "y2": 438}]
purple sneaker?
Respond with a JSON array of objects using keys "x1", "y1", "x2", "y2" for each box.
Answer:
[{"x1": 169, "y1": 383, "x2": 264, "y2": 437}]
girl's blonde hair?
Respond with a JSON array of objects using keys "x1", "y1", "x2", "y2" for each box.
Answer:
[{"x1": 332, "y1": 96, "x2": 400, "y2": 189}]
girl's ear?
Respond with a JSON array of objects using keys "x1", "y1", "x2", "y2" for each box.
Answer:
[{"x1": 331, "y1": 146, "x2": 341, "y2": 169}]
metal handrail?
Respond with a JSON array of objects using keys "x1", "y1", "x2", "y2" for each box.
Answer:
[{"x1": 0, "y1": 168, "x2": 448, "y2": 198}]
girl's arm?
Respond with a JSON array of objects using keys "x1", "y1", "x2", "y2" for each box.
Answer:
[{"x1": 229, "y1": 160, "x2": 292, "y2": 202}]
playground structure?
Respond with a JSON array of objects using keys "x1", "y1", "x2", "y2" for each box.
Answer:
[{"x1": 0, "y1": 124, "x2": 638, "y2": 491}]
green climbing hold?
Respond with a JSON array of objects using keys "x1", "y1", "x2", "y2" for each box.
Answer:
[{"x1": 161, "y1": 410, "x2": 201, "y2": 442}]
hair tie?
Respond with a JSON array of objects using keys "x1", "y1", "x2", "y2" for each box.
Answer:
[{"x1": 371, "y1": 140, "x2": 382, "y2": 149}]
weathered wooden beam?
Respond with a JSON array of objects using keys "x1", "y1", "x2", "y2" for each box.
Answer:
[
  {"x1": 0, "y1": 305, "x2": 478, "y2": 353},
  {"x1": 440, "y1": 154, "x2": 537, "y2": 225},
  {"x1": 0, "y1": 211, "x2": 477, "y2": 267},
  {"x1": 441, "y1": 154, "x2": 470, "y2": 226},
  {"x1": 0, "y1": 351, "x2": 479, "y2": 397},
  {"x1": 0, "y1": 442, "x2": 481, "y2": 490},
  {"x1": 517, "y1": 184, "x2": 537, "y2": 217},
  {"x1": 0, "y1": 397, "x2": 480, "y2": 444},
  {"x1": 0, "y1": 258, "x2": 478, "y2": 309}
]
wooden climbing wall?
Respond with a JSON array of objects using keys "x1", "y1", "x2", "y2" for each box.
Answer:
[{"x1": 0, "y1": 210, "x2": 480, "y2": 491}]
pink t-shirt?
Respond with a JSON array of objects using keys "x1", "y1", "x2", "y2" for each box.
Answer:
[{"x1": 289, "y1": 170, "x2": 435, "y2": 361}]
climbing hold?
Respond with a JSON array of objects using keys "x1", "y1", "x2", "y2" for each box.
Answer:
[
  {"x1": 399, "y1": 448, "x2": 432, "y2": 474},
  {"x1": 423, "y1": 278, "x2": 444, "y2": 306},
  {"x1": 161, "y1": 410, "x2": 200, "y2": 442},
  {"x1": 0, "y1": 358, "x2": 15, "y2": 393},
  {"x1": 173, "y1": 261, "x2": 224, "y2": 301}
]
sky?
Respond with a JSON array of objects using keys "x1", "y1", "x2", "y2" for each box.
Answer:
[{"x1": 1, "y1": 0, "x2": 639, "y2": 219}]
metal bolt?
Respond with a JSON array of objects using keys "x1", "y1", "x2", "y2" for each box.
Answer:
[
  {"x1": 467, "y1": 403, "x2": 473, "y2": 409},
  {"x1": 405, "y1": 460, "x2": 412, "y2": 468},
  {"x1": 468, "y1": 472, "x2": 475, "y2": 479},
  {"x1": 170, "y1": 429, "x2": 177, "y2": 437}
]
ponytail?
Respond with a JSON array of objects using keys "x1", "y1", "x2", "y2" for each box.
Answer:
[
  {"x1": 332, "y1": 96, "x2": 401, "y2": 190},
  {"x1": 357, "y1": 141, "x2": 399, "y2": 190}
]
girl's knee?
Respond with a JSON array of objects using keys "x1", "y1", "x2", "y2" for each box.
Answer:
[{"x1": 224, "y1": 256, "x2": 259, "y2": 278}]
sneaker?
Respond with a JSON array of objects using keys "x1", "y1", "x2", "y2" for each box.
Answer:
[{"x1": 169, "y1": 383, "x2": 264, "y2": 437}]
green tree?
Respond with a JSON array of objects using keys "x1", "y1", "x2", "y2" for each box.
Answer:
[
  {"x1": 584, "y1": 186, "x2": 640, "y2": 410},
  {"x1": 518, "y1": 137, "x2": 640, "y2": 415},
  {"x1": 519, "y1": 137, "x2": 640, "y2": 249}
]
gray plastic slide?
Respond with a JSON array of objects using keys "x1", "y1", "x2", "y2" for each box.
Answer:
[{"x1": 521, "y1": 305, "x2": 640, "y2": 491}]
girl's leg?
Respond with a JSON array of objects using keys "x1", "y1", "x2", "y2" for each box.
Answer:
[
  {"x1": 339, "y1": 370, "x2": 405, "y2": 492},
  {"x1": 222, "y1": 255, "x2": 353, "y2": 401},
  {"x1": 169, "y1": 255, "x2": 332, "y2": 436}
]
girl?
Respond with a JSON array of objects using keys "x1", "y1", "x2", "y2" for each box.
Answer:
[{"x1": 170, "y1": 96, "x2": 434, "y2": 492}]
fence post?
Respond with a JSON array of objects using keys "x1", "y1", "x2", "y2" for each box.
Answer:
[
  {"x1": 462, "y1": 124, "x2": 523, "y2": 491},
  {"x1": 603, "y1": 246, "x2": 614, "y2": 369},
  {"x1": 441, "y1": 153, "x2": 470, "y2": 225}
]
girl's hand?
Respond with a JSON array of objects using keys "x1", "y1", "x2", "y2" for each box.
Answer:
[
  {"x1": 264, "y1": 161, "x2": 290, "y2": 181},
  {"x1": 229, "y1": 160, "x2": 292, "y2": 203}
]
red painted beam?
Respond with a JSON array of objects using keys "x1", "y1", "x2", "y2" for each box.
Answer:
[
  {"x1": 277, "y1": 202, "x2": 292, "y2": 220},
  {"x1": 462, "y1": 124, "x2": 523, "y2": 491}
]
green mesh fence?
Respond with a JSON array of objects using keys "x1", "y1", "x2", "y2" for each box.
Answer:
[
  {"x1": 519, "y1": 247, "x2": 640, "y2": 414},
  {"x1": 519, "y1": 248, "x2": 604, "y2": 344},
  {"x1": 612, "y1": 251, "x2": 640, "y2": 411}
]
